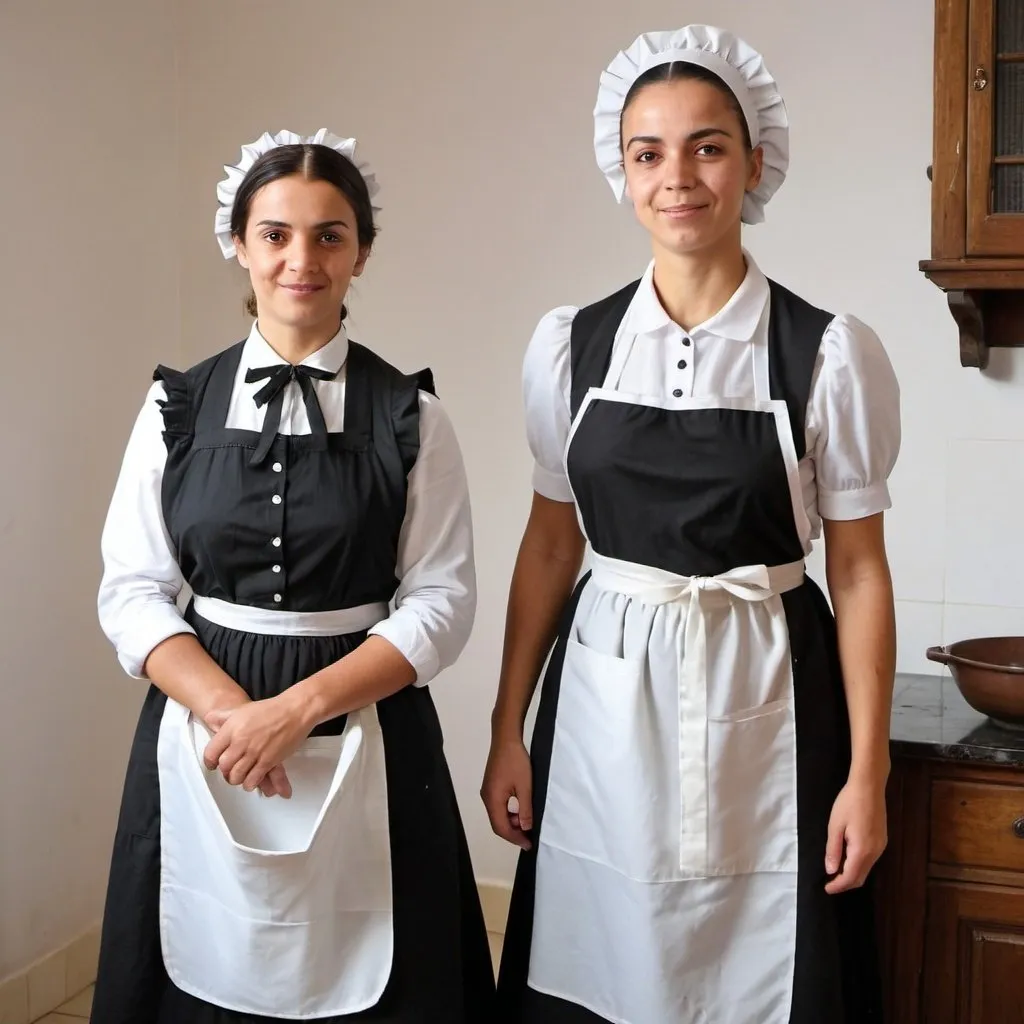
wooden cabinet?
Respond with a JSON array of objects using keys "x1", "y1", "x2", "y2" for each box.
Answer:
[
  {"x1": 922, "y1": 882, "x2": 1024, "y2": 1023},
  {"x1": 920, "y1": 0, "x2": 1024, "y2": 367},
  {"x1": 876, "y1": 758, "x2": 1024, "y2": 1023}
]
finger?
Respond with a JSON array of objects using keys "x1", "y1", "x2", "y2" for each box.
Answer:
[
  {"x1": 203, "y1": 730, "x2": 232, "y2": 771},
  {"x1": 226, "y1": 753, "x2": 257, "y2": 787},
  {"x1": 516, "y1": 779, "x2": 534, "y2": 833},
  {"x1": 824, "y1": 816, "x2": 846, "y2": 877},
  {"x1": 825, "y1": 848, "x2": 868, "y2": 894},
  {"x1": 484, "y1": 792, "x2": 529, "y2": 849},
  {"x1": 508, "y1": 814, "x2": 533, "y2": 851},
  {"x1": 267, "y1": 764, "x2": 292, "y2": 799},
  {"x1": 243, "y1": 763, "x2": 270, "y2": 793}
]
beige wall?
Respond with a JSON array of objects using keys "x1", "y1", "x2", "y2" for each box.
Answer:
[
  {"x1": 5, "y1": 0, "x2": 1024, "y2": 979},
  {"x1": 0, "y1": 0, "x2": 179, "y2": 979}
]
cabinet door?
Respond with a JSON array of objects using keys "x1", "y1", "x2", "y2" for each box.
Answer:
[
  {"x1": 967, "y1": 0, "x2": 1024, "y2": 255},
  {"x1": 923, "y1": 882, "x2": 1024, "y2": 1023}
]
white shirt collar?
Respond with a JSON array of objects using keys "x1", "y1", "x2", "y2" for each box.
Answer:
[
  {"x1": 241, "y1": 321, "x2": 349, "y2": 374},
  {"x1": 624, "y1": 251, "x2": 770, "y2": 343}
]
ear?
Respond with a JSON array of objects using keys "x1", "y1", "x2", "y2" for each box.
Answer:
[
  {"x1": 234, "y1": 236, "x2": 250, "y2": 270},
  {"x1": 351, "y1": 244, "x2": 371, "y2": 279},
  {"x1": 747, "y1": 145, "x2": 765, "y2": 192}
]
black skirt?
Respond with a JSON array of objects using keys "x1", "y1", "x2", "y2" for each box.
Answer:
[
  {"x1": 496, "y1": 576, "x2": 883, "y2": 1024},
  {"x1": 91, "y1": 607, "x2": 496, "y2": 1023}
]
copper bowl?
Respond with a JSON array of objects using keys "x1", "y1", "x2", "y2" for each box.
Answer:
[{"x1": 926, "y1": 637, "x2": 1024, "y2": 731}]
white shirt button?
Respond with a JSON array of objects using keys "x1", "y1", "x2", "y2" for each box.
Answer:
[
  {"x1": 272, "y1": 462, "x2": 282, "y2": 473},
  {"x1": 272, "y1": 537, "x2": 281, "y2": 547},
  {"x1": 273, "y1": 593, "x2": 282, "y2": 603},
  {"x1": 272, "y1": 565, "x2": 281, "y2": 573},
  {"x1": 272, "y1": 495, "x2": 282, "y2": 505}
]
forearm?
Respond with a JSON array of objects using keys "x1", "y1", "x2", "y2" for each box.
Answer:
[
  {"x1": 491, "y1": 537, "x2": 583, "y2": 742},
  {"x1": 144, "y1": 633, "x2": 250, "y2": 720},
  {"x1": 287, "y1": 636, "x2": 417, "y2": 728},
  {"x1": 829, "y1": 570, "x2": 896, "y2": 785}
]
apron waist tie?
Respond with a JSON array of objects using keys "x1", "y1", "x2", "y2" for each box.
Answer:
[
  {"x1": 193, "y1": 596, "x2": 389, "y2": 638},
  {"x1": 588, "y1": 552, "x2": 806, "y2": 877}
]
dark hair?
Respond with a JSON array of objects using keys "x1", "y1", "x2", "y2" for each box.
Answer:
[
  {"x1": 621, "y1": 62, "x2": 753, "y2": 151},
  {"x1": 230, "y1": 144, "x2": 378, "y2": 319}
]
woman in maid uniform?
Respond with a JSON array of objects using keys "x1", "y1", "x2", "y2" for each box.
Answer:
[
  {"x1": 95, "y1": 128, "x2": 496, "y2": 1023},
  {"x1": 482, "y1": 26, "x2": 901, "y2": 1024}
]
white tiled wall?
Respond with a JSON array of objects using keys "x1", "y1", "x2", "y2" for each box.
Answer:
[{"x1": 895, "y1": 438, "x2": 1024, "y2": 675}]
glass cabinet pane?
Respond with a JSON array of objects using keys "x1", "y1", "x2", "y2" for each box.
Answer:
[
  {"x1": 995, "y1": 62, "x2": 1024, "y2": 157},
  {"x1": 993, "y1": 1, "x2": 1024, "y2": 213},
  {"x1": 994, "y1": 164, "x2": 1024, "y2": 211},
  {"x1": 997, "y1": 0, "x2": 1024, "y2": 53}
]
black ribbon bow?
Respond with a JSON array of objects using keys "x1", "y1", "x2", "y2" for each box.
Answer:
[{"x1": 244, "y1": 362, "x2": 339, "y2": 466}]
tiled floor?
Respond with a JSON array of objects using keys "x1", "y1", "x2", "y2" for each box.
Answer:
[
  {"x1": 33, "y1": 983, "x2": 92, "y2": 1022},
  {"x1": 26, "y1": 939, "x2": 503, "y2": 1022}
]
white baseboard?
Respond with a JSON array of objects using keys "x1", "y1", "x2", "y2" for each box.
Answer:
[
  {"x1": 477, "y1": 879, "x2": 513, "y2": 935},
  {"x1": 0, "y1": 922, "x2": 100, "y2": 1024}
]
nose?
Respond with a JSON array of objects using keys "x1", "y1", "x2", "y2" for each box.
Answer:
[
  {"x1": 663, "y1": 150, "x2": 698, "y2": 192},
  {"x1": 286, "y1": 235, "x2": 321, "y2": 274}
]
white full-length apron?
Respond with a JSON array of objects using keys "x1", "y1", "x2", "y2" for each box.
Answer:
[
  {"x1": 528, "y1": 326, "x2": 811, "y2": 1023},
  {"x1": 155, "y1": 599, "x2": 393, "y2": 1020}
]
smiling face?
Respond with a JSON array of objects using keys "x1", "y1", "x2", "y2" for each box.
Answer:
[
  {"x1": 233, "y1": 174, "x2": 368, "y2": 344},
  {"x1": 621, "y1": 74, "x2": 763, "y2": 262}
]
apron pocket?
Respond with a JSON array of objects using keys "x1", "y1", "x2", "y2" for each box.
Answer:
[
  {"x1": 541, "y1": 638, "x2": 667, "y2": 880},
  {"x1": 707, "y1": 698, "x2": 798, "y2": 876}
]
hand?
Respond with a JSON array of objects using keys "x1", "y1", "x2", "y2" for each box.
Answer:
[
  {"x1": 202, "y1": 696, "x2": 292, "y2": 799},
  {"x1": 824, "y1": 777, "x2": 888, "y2": 894},
  {"x1": 481, "y1": 737, "x2": 534, "y2": 851},
  {"x1": 203, "y1": 693, "x2": 311, "y2": 796}
]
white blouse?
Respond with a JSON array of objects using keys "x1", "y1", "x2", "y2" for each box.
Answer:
[
  {"x1": 524, "y1": 254, "x2": 901, "y2": 551},
  {"x1": 98, "y1": 324, "x2": 475, "y2": 685}
]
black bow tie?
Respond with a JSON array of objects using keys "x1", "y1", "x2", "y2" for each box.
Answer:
[{"x1": 244, "y1": 362, "x2": 339, "y2": 466}]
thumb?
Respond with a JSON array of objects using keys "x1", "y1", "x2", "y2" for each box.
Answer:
[
  {"x1": 825, "y1": 813, "x2": 846, "y2": 876},
  {"x1": 205, "y1": 708, "x2": 231, "y2": 731}
]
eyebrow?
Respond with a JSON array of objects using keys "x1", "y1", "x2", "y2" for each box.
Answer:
[
  {"x1": 625, "y1": 127, "x2": 733, "y2": 148},
  {"x1": 255, "y1": 219, "x2": 351, "y2": 230}
]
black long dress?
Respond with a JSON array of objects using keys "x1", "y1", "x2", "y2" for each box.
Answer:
[{"x1": 92, "y1": 340, "x2": 496, "y2": 1023}]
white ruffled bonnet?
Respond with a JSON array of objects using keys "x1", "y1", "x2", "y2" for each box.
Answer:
[
  {"x1": 594, "y1": 25, "x2": 789, "y2": 224},
  {"x1": 214, "y1": 129, "x2": 380, "y2": 260}
]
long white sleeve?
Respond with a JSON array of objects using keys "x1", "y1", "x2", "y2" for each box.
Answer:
[
  {"x1": 368, "y1": 393, "x2": 476, "y2": 686},
  {"x1": 97, "y1": 382, "x2": 195, "y2": 678}
]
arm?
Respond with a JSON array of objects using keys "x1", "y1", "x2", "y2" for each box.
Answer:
[
  {"x1": 481, "y1": 305, "x2": 583, "y2": 848},
  {"x1": 807, "y1": 314, "x2": 901, "y2": 893},
  {"x1": 490, "y1": 494, "x2": 585, "y2": 739},
  {"x1": 99, "y1": 382, "x2": 289, "y2": 795},
  {"x1": 481, "y1": 494, "x2": 584, "y2": 849},
  {"x1": 826, "y1": 513, "x2": 896, "y2": 788},
  {"x1": 204, "y1": 392, "x2": 476, "y2": 787}
]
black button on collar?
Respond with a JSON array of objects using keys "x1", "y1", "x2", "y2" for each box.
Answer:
[
  {"x1": 677, "y1": 359, "x2": 687, "y2": 370},
  {"x1": 682, "y1": 337, "x2": 692, "y2": 346}
]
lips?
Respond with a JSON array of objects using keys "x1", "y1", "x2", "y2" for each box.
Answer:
[{"x1": 283, "y1": 284, "x2": 325, "y2": 294}]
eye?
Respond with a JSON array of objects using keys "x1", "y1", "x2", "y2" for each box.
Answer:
[
  {"x1": 696, "y1": 144, "x2": 722, "y2": 157},
  {"x1": 263, "y1": 230, "x2": 285, "y2": 244},
  {"x1": 635, "y1": 150, "x2": 659, "y2": 164},
  {"x1": 319, "y1": 232, "x2": 341, "y2": 244}
]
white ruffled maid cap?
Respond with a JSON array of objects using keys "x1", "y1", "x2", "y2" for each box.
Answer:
[
  {"x1": 213, "y1": 129, "x2": 380, "y2": 259},
  {"x1": 594, "y1": 25, "x2": 789, "y2": 224}
]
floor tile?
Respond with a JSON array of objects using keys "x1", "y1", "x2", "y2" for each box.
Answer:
[{"x1": 55, "y1": 985, "x2": 92, "y2": 1017}]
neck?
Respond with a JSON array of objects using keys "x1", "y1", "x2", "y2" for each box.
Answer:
[
  {"x1": 256, "y1": 319, "x2": 341, "y2": 365},
  {"x1": 650, "y1": 236, "x2": 748, "y2": 333}
]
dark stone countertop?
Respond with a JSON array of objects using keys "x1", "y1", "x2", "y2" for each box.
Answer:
[{"x1": 891, "y1": 672, "x2": 1024, "y2": 767}]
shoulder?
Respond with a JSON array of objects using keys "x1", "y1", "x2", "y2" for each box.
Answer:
[
  {"x1": 525, "y1": 305, "x2": 579, "y2": 364},
  {"x1": 818, "y1": 313, "x2": 897, "y2": 385}
]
